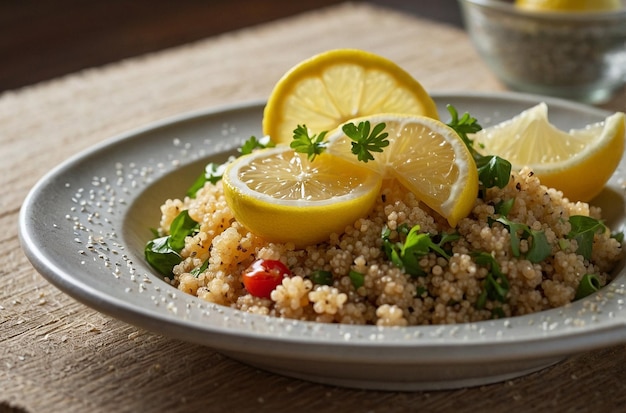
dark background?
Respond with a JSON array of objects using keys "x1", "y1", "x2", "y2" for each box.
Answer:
[{"x1": 0, "y1": 0, "x2": 463, "y2": 93}]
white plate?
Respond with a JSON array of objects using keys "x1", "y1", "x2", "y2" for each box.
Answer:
[{"x1": 19, "y1": 92, "x2": 626, "y2": 391}]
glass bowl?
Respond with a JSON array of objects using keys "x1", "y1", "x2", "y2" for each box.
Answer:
[{"x1": 458, "y1": 0, "x2": 626, "y2": 103}]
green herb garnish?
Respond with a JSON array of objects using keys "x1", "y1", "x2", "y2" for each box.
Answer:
[
  {"x1": 475, "y1": 155, "x2": 512, "y2": 190},
  {"x1": 144, "y1": 236, "x2": 182, "y2": 276},
  {"x1": 401, "y1": 225, "x2": 457, "y2": 261},
  {"x1": 382, "y1": 224, "x2": 459, "y2": 277},
  {"x1": 341, "y1": 121, "x2": 389, "y2": 163},
  {"x1": 491, "y1": 307, "x2": 506, "y2": 319},
  {"x1": 495, "y1": 216, "x2": 551, "y2": 263},
  {"x1": 567, "y1": 215, "x2": 607, "y2": 261},
  {"x1": 574, "y1": 273, "x2": 601, "y2": 300},
  {"x1": 349, "y1": 270, "x2": 365, "y2": 289},
  {"x1": 446, "y1": 105, "x2": 512, "y2": 192},
  {"x1": 525, "y1": 229, "x2": 551, "y2": 263},
  {"x1": 309, "y1": 270, "x2": 334, "y2": 286},
  {"x1": 190, "y1": 259, "x2": 209, "y2": 277},
  {"x1": 291, "y1": 121, "x2": 389, "y2": 163},
  {"x1": 168, "y1": 210, "x2": 199, "y2": 251},
  {"x1": 494, "y1": 198, "x2": 515, "y2": 216},
  {"x1": 445, "y1": 104, "x2": 482, "y2": 148},
  {"x1": 240, "y1": 135, "x2": 274, "y2": 155},
  {"x1": 473, "y1": 252, "x2": 510, "y2": 309},
  {"x1": 415, "y1": 286, "x2": 428, "y2": 297},
  {"x1": 186, "y1": 162, "x2": 227, "y2": 198},
  {"x1": 144, "y1": 210, "x2": 198, "y2": 276},
  {"x1": 290, "y1": 125, "x2": 327, "y2": 161}
]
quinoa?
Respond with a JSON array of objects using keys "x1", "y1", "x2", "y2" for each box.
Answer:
[{"x1": 159, "y1": 167, "x2": 622, "y2": 326}]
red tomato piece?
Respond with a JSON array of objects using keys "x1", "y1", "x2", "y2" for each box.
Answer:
[{"x1": 242, "y1": 259, "x2": 291, "y2": 298}]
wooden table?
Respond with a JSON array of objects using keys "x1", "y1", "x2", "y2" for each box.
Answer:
[{"x1": 2, "y1": 3, "x2": 625, "y2": 412}]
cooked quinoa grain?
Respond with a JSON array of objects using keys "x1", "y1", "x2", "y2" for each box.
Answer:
[{"x1": 160, "y1": 167, "x2": 622, "y2": 325}]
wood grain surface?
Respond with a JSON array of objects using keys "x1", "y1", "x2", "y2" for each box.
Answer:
[{"x1": 1, "y1": 3, "x2": 625, "y2": 412}]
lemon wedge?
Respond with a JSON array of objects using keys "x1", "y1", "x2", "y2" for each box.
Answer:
[
  {"x1": 470, "y1": 103, "x2": 625, "y2": 201},
  {"x1": 222, "y1": 146, "x2": 382, "y2": 248},
  {"x1": 263, "y1": 49, "x2": 439, "y2": 144},
  {"x1": 515, "y1": 0, "x2": 622, "y2": 12},
  {"x1": 325, "y1": 114, "x2": 479, "y2": 227}
]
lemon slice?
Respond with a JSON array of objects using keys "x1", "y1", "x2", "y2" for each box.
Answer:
[
  {"x1": 222, "y1": 146, "x2": 382, "y2": 247},
  {"x1": 470, "y1": 103, "x2": 626, "y2": 201},
  {"x1": 515, "y1": 0, "x2": 622, "y2": 12},
  {"x1": 325, "y1": 114, "x2": 479, "y2": 227},
  {"x1": 263, "y1": 49, "x2": 439, "y2": 144}
]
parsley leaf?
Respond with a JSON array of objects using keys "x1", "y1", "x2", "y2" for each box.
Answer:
[
  {"x1": 574, "y1": 274, "x2": 601, "y2": 300},
  {"x1": 382, "y1": 224, "x2": 459, "y2": 277},
  {"x1": 494, "y1": 198, "x2": 515, "y2": 216},
  {"x1": 445, "y1": 104, "x2": 482, "y2": 150},
  {"x1": 308, "y1": 270, "x2": 334, "y2": 286},
  {"x1": 240, "y1": 135, "x2": 274, "y2": 155},
  {"x1": 399, "y1": 226, "x2": 432, "y2": 276},
  {"x1": 567, "y1": 215, "x2": 607, "y2": 261},
  {"x1": 475, "y1": 155, "x2": 512, "y2": 190},
  {"x1": 495, "y1": 216, "x2": 551, "y2": 263},
  {"x1": 381, "y1": 225, "x2": 407, "y2": 270},
  {"x1": 342, "y1": 121, "x2": 389, "y2": 163},
  {"x1": 495, "y1": 216, "x2": 524, "y2": 256},
  {"x1": 349, "y1": 270, "x2": 365, "y2": 289},
  {"x1": 290, "y1": 125, "x2": 328, "y2": 161},
  {"x1": 168, "y1": 210, "x2": 199, "y2": 251},
  {"x1": 190, "y1": 259, "x2": 210, "y2": 277},
  {"x1": 186, "y1": 162, "x2": 227, "y2": 198},
  {"x1": 144, "y1": 236, "x2": 182, "y2": 276},
  {"x1": 290, "y1": 121, "x2": 389, "y2": 163},
  {"x1": 525, "y1": 229, "x2": 551, "y2": 263},
  {"x1": 402, "y1": 225, "x2": 457, "y2": 260},
  {"x1": 446, "y1": 105, "x2": 512, "y2": 192},
  {"x1": 473, "y1": 252, "x2": 510, "y2": 309},
  {"x1": 145, "y1": 210, "x2": 198, "y2": 276}
]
